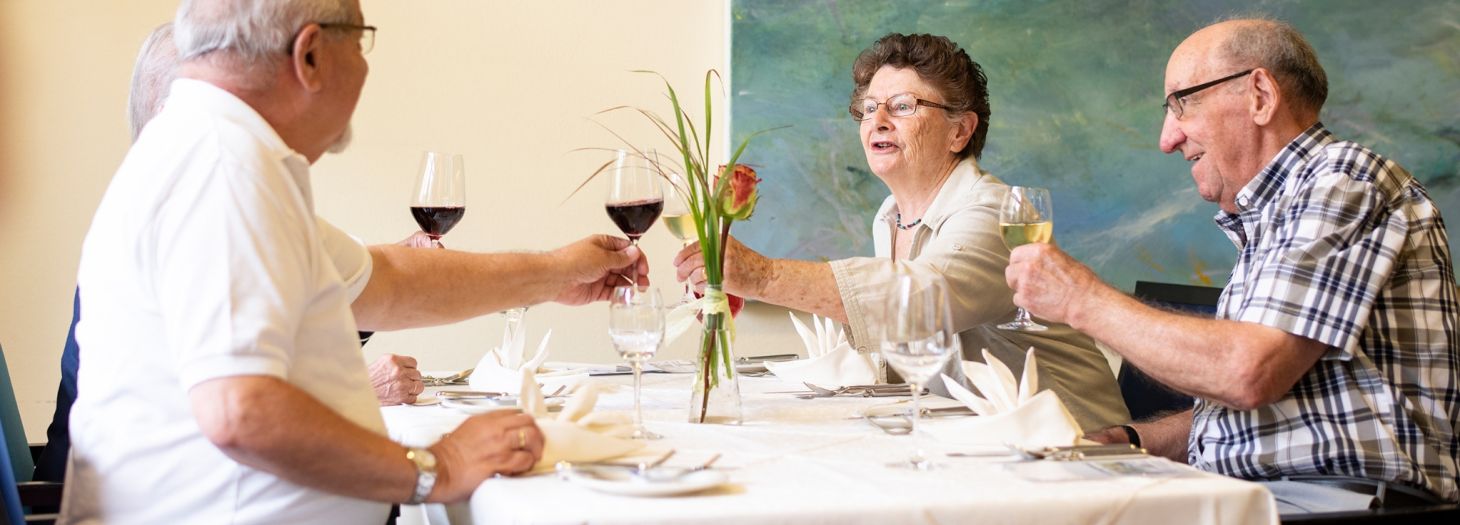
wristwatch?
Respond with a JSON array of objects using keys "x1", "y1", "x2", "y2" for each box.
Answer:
[{"x1": 405, "y1": 447, "x2": 437, "y2": 504}]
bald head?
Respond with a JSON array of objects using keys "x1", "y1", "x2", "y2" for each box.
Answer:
[
  {"x1": 128, "y1": 22, "x2": 178, "y2": 142},
  {"x1": 1173, "y1": 18, "x2": 1327, "y2": 120}
]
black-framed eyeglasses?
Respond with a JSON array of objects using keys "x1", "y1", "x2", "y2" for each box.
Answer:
[
  {"x1": 318, "y1": 22, "x2": 377, "y2": 55},
  {"x1": 1162, "y1": 69, "x2": 1253, "y2": 120},
  {"x1": 849, "y1": 92, "x2": 953, "y2": 122}
]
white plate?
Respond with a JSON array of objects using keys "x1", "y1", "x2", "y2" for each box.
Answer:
[{"x1": 562, "y1": 467, "x2": 728, "y2": 497}]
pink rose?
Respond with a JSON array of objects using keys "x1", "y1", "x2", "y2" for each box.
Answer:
[{"x1": 716, "y1": 164, "x2": 761, "y2": 220}]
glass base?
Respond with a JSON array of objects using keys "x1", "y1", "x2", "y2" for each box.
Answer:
[
  {"x1": 629, "y1": 427, "x2": 662, "y2": 440},
  {"x1": 997, "y1": 319, "x2": 1048, "y2": 331},
  {"x1": 887, "y1": 456, "x2": 942, "y2": 471}
]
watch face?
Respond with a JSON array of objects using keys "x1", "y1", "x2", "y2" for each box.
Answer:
[
  {"x1": 408, "y1": 448, "x2": 437, "y2": 471},
  {"x1": 407, "y1": 448, "x2": 437, "y2": 504}
]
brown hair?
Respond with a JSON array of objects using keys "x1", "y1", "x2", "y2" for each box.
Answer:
[{"x1": 851, "y1": 33, "x2": 991, "y2": 159}]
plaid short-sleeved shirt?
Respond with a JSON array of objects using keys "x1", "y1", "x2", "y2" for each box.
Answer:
[{"x1": 1188, "y1": 123, "x2": 1460, "y2": 501}]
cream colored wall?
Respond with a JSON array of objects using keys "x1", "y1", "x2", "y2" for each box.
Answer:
[{"x1": 0, "y1": 0, "x2": 812, "y2": 443}]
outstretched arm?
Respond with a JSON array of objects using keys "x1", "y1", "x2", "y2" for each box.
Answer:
[{"x1": 352, "y1": 235, "x2": 644, "y2": 331}]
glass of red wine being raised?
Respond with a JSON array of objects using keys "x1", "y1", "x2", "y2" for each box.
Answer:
[
  {"x1": 605, "y1": 149, "x2": 663, "y2": 285},
  {"x1": 410, "y1": 151, "x2": 466, "y2": 248}
]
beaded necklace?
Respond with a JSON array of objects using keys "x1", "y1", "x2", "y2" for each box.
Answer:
[{"x1": 894, "y1": 212, "x2": 921, "y2": 230}]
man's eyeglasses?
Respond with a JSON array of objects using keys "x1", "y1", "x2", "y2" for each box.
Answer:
[
  {"x1": 849, "y1": 93, "x2": 952, "y2": 121},
  {"x1": 1162, "y1": 69, "x2": 1253, "y2": 120},
  {"x1": 318, "y1": 23, "x2": 377, "y2": 55}
]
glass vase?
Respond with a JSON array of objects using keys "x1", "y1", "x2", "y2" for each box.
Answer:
[{"x1": 688, "y1": 295, "x2": 742, "y2": 424}]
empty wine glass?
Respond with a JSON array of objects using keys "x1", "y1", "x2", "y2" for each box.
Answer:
[
  {"x1": 410, "y1": 151, "x2": 466, "y2": 248},
  {"x1": 609, "y1": 286, "x2": 665, "y2": 440},
  {"x1": 879, "y1": 272, "x2": 960, "y2": 470},
  {"x1": 997, "y1": 186, "x2": 1052, "y2": 331}
]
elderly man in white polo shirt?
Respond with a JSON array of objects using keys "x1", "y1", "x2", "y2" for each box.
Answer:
[{"x1": 61, "y1": 0, "x2": 645, "y2": 522}]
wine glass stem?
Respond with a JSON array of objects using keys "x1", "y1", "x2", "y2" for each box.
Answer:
[
  {"x1": 632, "y1": 359, "x2": 645, "y2": 434},
  {"x1": 628, "y1": 239, "x2": 639, "y2": 287},
  {"x1": 910, "y1": 381, "x2": 924, "y2": 465},
  {"x1": 1014, "y1": 307, "x2": 1032, "y2": 325},
  {"x1": 680, "y1": 241, "x2": 696, "y2": 303}
]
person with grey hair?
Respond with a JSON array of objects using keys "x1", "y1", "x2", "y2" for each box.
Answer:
[
  {"x1": 62, "y1": 0, "x2": 647, "y2": 522},
  {"x1": 117, "y1": 20, "x2": 454, "y2": 408},
  {"x1": 127, "y1": 22, "x2": 177, "y2": 141},
  {"x1": 1006, "y1": 18, "x2": 1458, "y2": 514}
]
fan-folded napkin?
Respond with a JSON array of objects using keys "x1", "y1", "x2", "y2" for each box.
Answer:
[
  {"x1": 764, "y1": 312, "x2": 876, "y2": 388},
  {"x1": 469, "y1": 330, "x2": 584, "y2": 392},
  {"x1": 519, "y1": 370, "x2": 644, "y2": 472},
  {"x1": 923, "y1": 347, "x2": 1085, "y2": 449}
]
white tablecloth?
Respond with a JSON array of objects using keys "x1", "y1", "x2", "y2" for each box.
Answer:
[{"x1": 382, "y1": 372, "x2": 1276, "y2": 525}]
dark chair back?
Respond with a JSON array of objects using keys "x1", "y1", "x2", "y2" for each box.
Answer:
[
  {"x1": 1119, "y1": 282, "x2": 1222, "y2": 420},
  {"x1": 0, "y1": 344, "x2": 30, "y2": 525}
]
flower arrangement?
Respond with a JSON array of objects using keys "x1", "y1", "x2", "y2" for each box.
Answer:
[{"x1": 598, "y1": 70, "x2": 779, "y2": 423}]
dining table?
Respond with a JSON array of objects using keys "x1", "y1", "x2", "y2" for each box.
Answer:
[{"x1": 381, "y1": 366, "x2": 1277, "y2": 525}]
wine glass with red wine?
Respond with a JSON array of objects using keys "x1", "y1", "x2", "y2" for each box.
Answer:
[
  {"x1": 411, "y1": 151, "x2": 466, "y2": 248},
  {"x1": 605, "y1": 149, "x2": 663, "y2": 282}
]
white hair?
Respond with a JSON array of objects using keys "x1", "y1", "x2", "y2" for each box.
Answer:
[
  {"x1": 128, "y1": 22, "x2": 178, "y2": 143},
  {"x1": 1213, "y1": 16, "x2": 1328, "y2": 116},
  {"x1": 173, "y1": 0, "x2": 353, "y2": 67}
]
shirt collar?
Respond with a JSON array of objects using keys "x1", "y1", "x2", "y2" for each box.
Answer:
[
  {"x1": 165, "y1": 78, "x2": 310, "y2": 170},
  {"x1": 878, "y1": 156, "x2": 986, "y2": 231},
  {"x1": 1214, "y1": 122, "x2": 1333, "y2": 223}
]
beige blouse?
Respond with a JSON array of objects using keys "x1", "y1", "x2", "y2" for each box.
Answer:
[{"x1": 828, "y1": 157, "x2": 1130, "y2": 431}]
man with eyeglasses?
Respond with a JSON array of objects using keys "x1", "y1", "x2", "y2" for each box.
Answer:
[
  {"x1": 1005, "y1": 18, "x2": 1457, "y2": 514},
  {"x1": 62, "y1": 1, "x2": 647, "y2": 523}
]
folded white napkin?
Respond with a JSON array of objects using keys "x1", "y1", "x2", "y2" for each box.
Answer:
[
  {"x1": 470, "y1": 329, "x2": 581, "y2": 392},
  {"x1": 922, "y1": 347, "x2": 1085, "y2": 449},
  {"x1": 764, "y1": 312, "x2": 876, "y2": 388},
  {"x1": 519, "y1": 374, "x2": 644, "y2": 472}
]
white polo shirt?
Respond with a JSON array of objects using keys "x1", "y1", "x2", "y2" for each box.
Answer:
[{"x1": 63, "y1": 79, "x2": 387, "y2": 524}]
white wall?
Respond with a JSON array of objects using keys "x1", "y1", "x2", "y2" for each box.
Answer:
[{"x1": 0, "y1": 0, "x2": 819, "y2": 443}]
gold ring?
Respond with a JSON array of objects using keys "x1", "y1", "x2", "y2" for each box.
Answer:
[{"x1": 516, "y1": 428, "x2": 528, "y2": 449}]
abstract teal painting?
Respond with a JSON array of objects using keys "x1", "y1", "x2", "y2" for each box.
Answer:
[{"x1": 729, "y1": 0, "x2": 1460, "y2": 290}]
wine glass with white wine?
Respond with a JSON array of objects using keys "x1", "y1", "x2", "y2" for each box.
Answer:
[
  {"x1": 997, "y1": 186, "x2": 1053, "y2": 331},
  {"x1": 659, "y1": 166, "x2": 698, "y2": 305}
]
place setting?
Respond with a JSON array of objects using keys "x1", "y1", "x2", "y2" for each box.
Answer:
[{"x1": 554, "y1": 449, "x2": 731, "y2": 497}]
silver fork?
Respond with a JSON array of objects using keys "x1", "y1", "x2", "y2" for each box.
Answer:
[
  {"x1": 636, "y1": 453, "x2": 722, "y2": 482},
  {"x1": 423, "y1": 367, "x2": 474, "y2": 386},
  {"x1": 799, "y1": 383, "x2": 913, "y2": 398}
]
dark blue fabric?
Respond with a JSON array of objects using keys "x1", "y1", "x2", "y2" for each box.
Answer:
[
  {"x1": 30, "y1": 290, "x2": 367, "y2": 484},
  {"x1": 33, "y1": 289, "x2": 80, "y2": 483}
]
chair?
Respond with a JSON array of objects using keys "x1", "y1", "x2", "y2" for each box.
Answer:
[
  {"x1": 1280, "y1": 503, "x2": 1460, "y2": 524},
  {"x1": 1118, "y1": 281, "x2": 1222, "y2": 420},
  {"x1": 0, "y1": 343, "x2": 63, "y2": 525}
]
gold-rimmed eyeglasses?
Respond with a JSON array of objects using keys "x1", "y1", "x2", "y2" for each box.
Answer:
[
  {"x1": 1162, "y1": 69, "x2": 1253, "y2": 120},
  {"x1": 849, "y1": 93, "x2": 952, "y2": 122}
]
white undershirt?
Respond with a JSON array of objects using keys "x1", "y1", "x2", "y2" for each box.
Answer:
[{"x1": 63, "y1": 79, "x2": 387, "y2": 524}]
